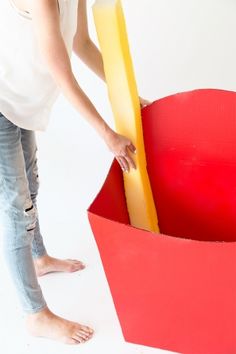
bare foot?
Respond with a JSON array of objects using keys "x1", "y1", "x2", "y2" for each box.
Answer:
[
  {"x1": 26, "y1": 307, "x2": 94, "y2": 344},
  {"x1": 34, "y1": 255, "x2": 85, "y2": 277}
]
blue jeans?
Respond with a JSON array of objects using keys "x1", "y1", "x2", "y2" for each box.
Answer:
[{"x1": 0, "y1": 112, "x2": 47, "y2": 313}]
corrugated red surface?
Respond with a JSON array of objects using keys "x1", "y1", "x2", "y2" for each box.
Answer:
[{"x1": 88, "y1": 89, "x2": 236, "y2": 354}]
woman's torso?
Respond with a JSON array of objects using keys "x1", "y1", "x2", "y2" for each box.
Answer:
[
  {"x1": 9, "y1": 0, "x2": 60, "y2": 19},
  {"x1": 0, "y1": 0, "x2": 79, "y2": 131},
  {"x1": 9, "y1": 0, "x2": 31, "y2": 16}
]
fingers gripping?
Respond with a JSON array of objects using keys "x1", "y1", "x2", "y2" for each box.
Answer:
[{"x1": 116, "y1": 144, "x2": 136, "y2": 172}]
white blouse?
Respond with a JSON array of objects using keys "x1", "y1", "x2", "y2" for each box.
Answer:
[{"x1": 0, "y1": 0, "x2": 79, "y2": 131}]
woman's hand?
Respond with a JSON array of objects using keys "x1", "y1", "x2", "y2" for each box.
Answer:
[
  {"x1": 139, "y1": 96, "x2": 152, "y2": 108},
  {"x1": 100, "y1": 96, "x2": 151, "y2": 173},
  {"x1": 105, "y1": 130, "x2": 137, "y2": 172}
]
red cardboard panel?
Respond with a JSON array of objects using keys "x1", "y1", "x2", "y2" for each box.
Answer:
[
  {"x1": 143, "y1": 88, "x2": 236, "y2": 242},
  {"x1": 87, "y1": 89, "x2": 236, "y2": 354}
]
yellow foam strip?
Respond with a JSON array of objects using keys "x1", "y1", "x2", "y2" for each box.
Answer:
[{"x1": 93, "y1": 0, "x2": 159, "y2": 232}]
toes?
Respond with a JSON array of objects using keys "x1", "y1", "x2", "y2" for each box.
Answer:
[
  {"x1": 67, "y1": 260, "x2": 85, "y2": 272},
  {"x1": 67, "y1": 338, "x2": 81, "y2": 345},
  {"x1": 78, "y1": 329, "x2": 92, "y2": 338},
  {"x1": 79, "y1": 325, "x2": 94, "y2": 335},
  {"x1": 73, "y1": 333, "x2": 89, "y2": 343},
  {"x1": 75, "y1": 261, "x2": 85, "y2": 269},
  {"x1": 78, "y1": 331, "x2": 90, "y2": 340}
]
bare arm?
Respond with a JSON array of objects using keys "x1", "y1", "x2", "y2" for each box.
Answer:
[
  {"x1": 72, "y1": 0, "x2": 151, "y2": 107},
  {"x1": 72, "y1": 0, "x2": 106, "y2": 81},
  {"x1": 29, "y1": 0, "x2": 109, "y2": 139},
  {"x1": 28, "y1": 0, "x2": 136, "y2": 171}
]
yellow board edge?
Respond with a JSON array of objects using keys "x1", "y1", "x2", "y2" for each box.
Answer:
[{"x1": 93, "y1": 0, "x2": 159, "y2": 232}]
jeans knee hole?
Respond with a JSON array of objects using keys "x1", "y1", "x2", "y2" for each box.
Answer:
[{"x1": 24, "y1": 200, "x2": 37, "y2": 232}]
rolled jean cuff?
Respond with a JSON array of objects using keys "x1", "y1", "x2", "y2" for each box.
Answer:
[{"x1": 24, "y1": 302, "x2": 48, "y2": 315}]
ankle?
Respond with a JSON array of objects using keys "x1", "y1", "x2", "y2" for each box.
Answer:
[
  {"x1": 34, "y1": 254, "x2": 50, "y2": 266},
  {"x1": 27, "y1": 307, "x2": 52, "y2": 322}
]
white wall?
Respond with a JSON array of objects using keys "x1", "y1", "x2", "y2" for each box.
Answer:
[
  {"x1": 121, "y1": 0, "x2": 236, "y2": 99},
  {"x1": 37, "y1": 0, "x2": 236, "y2": 206},
  {"x1": 35, "y1": 0, "x2": 236, "y2": 234},
  {"x1": 85, "y1": 0, "x2": 236, "y2": 102},
  {"x1": 1, "y1": 2, "x2": 235, "y2": 352}
]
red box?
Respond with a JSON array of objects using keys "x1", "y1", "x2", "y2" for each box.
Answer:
[{"x1": 88, "y1": 89, "x2": 236, "y2": 354}]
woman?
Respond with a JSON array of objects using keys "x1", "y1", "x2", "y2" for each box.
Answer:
[{"x1": 0, "y1": 0, "x2": 150, "y2": 345}]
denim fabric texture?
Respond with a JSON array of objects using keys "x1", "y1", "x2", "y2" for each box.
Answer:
[{"x1": 0, "y1": 112, "x2": 47, "y2": 313}]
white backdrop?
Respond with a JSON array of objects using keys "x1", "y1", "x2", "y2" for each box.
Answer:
[
  {"x1": 1, "y1": 1, "x2": 236, "y2": 353},
  {"x1": 37, "y1": 0, "x2": 236, "y2": 206}
]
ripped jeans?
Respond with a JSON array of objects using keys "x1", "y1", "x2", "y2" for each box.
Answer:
[{"x1": 0, "y1": 112, "x2": 47, "y2": 313}]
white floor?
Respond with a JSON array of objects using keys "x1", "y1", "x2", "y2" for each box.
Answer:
[{"x1": 0, "y1": 98, "x2": 173, "y2": 354}]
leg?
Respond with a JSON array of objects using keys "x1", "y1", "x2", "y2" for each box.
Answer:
[
  {"x1": 20, "y1": 128, "x2": 85, "y2": 276},
  {"x1": 0, "y1": 115, "x2": 46, "y2": 313},
  {"x1": 20, "y1": 128, "x2": 47, "y2": 259},
  {"x1": 0, "y1": 114, "x2": 93, "y2": 343}
]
